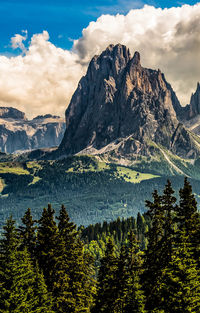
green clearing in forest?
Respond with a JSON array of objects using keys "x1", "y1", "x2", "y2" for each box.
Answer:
[
  {"x1": 0, "y1": 163, "x2": 29, "y2": 175},
  {"x1": 66, "y1": 159, "x2": 159, "y2": 183},
  {"x1": 116, "y1": 166, "x2": 159, "y2": 183}
]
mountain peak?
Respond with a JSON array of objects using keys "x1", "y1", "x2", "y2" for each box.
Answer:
[
  {"x1": 102, "y1": 43, "x2": 132, "y2": 68},
  {"x1": 104, "y1": 43, "x2": 131, "y2": 57},
  {"x1": 189, "y1": 82, "x2": 200, "y2": 118},
  {"x1": 59, "y1": 44, "x2": 186, "y2": 158},
  {"x1": 87, "y1": 44, "x2": 132, "y2": 79}
]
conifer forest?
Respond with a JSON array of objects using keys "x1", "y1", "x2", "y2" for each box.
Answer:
[
  {"x1": 1, "y1": 178, "x2": 200, "y2": 312},
  {"x1": 2, "y1": 1, "x2": 200, "y2": 312}
]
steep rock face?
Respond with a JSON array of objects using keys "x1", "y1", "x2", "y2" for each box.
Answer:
[
  {"x1": 181, "y1": 83, "x2": 200, "y2": 136},
  {"x1": 0, "y1": 111, "x2": 65, "y2": 153},
  {"x1": 170, "y1": 123, "x2": 199, "y2": 159},
  {"x1": 189, "y1": 83, "x2": 200, "y2": 118},
  {"x1": 60, "y1": 44, "x2": 195, "y2": 158}
]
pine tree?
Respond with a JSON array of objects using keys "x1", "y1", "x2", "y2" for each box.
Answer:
[
  {"x1": 142, "y1": 190, "x2": 165, "y2": 311},
  {"x1": 32, "y1": 262, "x2": 54, "y2": 313},
  {"x1": 161, "y1": 180, "x2": 176, "y2": 267},
  {"x1": 19, "y1": 208, "x2": 37, "y2": 258},
  {"x1": 160, "y1": 230, "x2": 200, "y2": 312},
  {"x1": 92, "y1": 238, "x2": 118, "y2": 313},
  {"x1": 0, "y1": 216, "x2": 46, "y2": 313},
  {"x1": 37, "y1": 204, "x2": 63, "y2": 291},
  {"x1": 176, "y1": 177, "x2": 200, "y2": 263},
  {"x1": 124, "y1": 231, "x2": 146, "y2": 313},
  {"x1": 143, "y1": 179, "x2": 200, "y2": 312},
  {"x1": 114, "y1": 245, "x2": 129, "y2": 312},
  {"x1": 137, "y1": 213, "x2": 147, "y2": 250},
  {"x1": 156, "y1": 178, "x2": 200, "y2": 312},
  {"x1": 57, "y1": 205, "x2": 96, "y2": 312}
]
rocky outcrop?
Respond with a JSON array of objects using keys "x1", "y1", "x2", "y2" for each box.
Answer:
[
  {"x1": 181, "y1": 83, "x2": 200, "y2": 136},
  {"x1": 0, "y1": 110, "x2": 65, "y2": 153},
  {"x1": 0, "y1": 107, "x2": 27, "y2": 120},
  {"x1": 170, "y1": 123, "x2": 199, "y2": 159},
  {"x1": 59, "y1": 44, "x2": 199, "y2": 159},
  {"x1": 189, "y1": 83, "x2": 200, "y2": 119}
]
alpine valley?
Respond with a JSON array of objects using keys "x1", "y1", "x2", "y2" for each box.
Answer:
[{"x1": 1, "y1": 44, "x2": 200, "y2": 226}]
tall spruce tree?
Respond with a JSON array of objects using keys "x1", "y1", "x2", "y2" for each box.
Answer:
[
  {"x1": 143, "y1": 179, "x2": 200, "y2": 312},
  {"x1": 160, "y1": 229, "x2": 200, "y2": 312},
  {"x1": 124, "y1": 231, "x2": 146, "y2": 313},
  {"x1": 32, "y1": 262, "x2": 54, "y2": 313},
  {"x1": 19, "y1": 208, "x2": 37, "y2": 258},
  {"x1": 177, "y1": 177, "x2": 200, "y2": 263},
  {"x1": 161, "y1": 180, "x2": 176, "y2": 267},
  {"x1": 0, "y1": 216, "x2": 52, "y2": 313},
  {"x1": 92, "y1": 238, "x2": 118, "y2": 313},
  {"x1": 36, "y1": 204, "x2": 72, "y2": 313},
  {"x1": 157, "y1": 178, "x2": 200, "y2": 312},
  {"x1": 142, "y1": 190, "x2": 165, "y2": 311},
  {"x1": 57, "y1": 205, "x2": 96, "y2": 313},
  {"x1": 113, "y1": 245, "x2": 129, "y2": 312}
]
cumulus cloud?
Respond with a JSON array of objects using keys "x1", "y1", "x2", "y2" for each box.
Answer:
[
  {"x1": 1, "y1": 4, "x2": 200, "y2": 118},
  {"x1": 0, "y1": 31, "x2": 84, "y2": 118},
  {"x1": 73, "y1": 4, "x2": 200, "y2": 106},
  {"x1": 11, "y1": 30, "x2": 28, "y2": 54}
]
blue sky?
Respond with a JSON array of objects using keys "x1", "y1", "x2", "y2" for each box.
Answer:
[{"x1": 0, "y1": 0, "x2": 199, "y2": 55}]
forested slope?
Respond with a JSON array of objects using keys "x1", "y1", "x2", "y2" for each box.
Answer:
[
  {"x1": 1, "y1": 155, "x2": 200, "y2": 226},
  {"x1": 1, "y1": 179, "x2": 200, "y2": 312}
]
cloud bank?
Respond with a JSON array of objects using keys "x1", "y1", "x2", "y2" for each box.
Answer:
[{"x1": 1, "y1": 4, "x2": 200, "y2": 117}]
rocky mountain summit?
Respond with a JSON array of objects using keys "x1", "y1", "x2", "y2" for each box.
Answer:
[
  {"x1": 59, "y1": 44, "x2": 200, "y2": 162},
  {"x1": 0, "y1": 108, "x2": 65, "y2": 153}
]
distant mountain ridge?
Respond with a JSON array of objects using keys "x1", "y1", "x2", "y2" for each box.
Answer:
[
  {"x1": 0, "y1": 107, "x2": 27, "y2": 120},
  {"x1": 0, "y1": 108, "x2": 65, "y2": 153},
  {"x1": 58, "y1": 44, "x2": 200, "y2": 163}
]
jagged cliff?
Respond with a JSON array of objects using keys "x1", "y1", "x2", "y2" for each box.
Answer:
[
  {"x1": 189, "y1": 82, "x2": 200, "y2": 118},
  {"x1": 182, "y1": 83, "x2": 200, "y2": 136},
  {"x1": 59, "y1": 44, "x2": 200, "y2": 160},
  {"x1": 0, "y1": 108, "x2": 65, "y2": 153}
]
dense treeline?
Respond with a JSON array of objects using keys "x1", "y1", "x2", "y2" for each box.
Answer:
[
  {"x1": 81, "y1": 213, "x2": 150, "y2": 270},
  {"x1": 81, "y1": 213, "x2": 150, "y2": 246},
  {"x1": 0, "y1": 205, "x2": 95, "y2": 312},
  {"x1": 92, "y1": 178, "x2": 200, "y2": 312},
  {"x1": 1, "y1": 178, "x2": 200, "y2": 312}
]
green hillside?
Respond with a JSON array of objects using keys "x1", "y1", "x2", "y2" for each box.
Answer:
[{"x1": 0, "y1": 154, "x2": 200, "y2": 227}]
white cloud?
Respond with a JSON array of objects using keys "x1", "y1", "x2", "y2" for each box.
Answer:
[
  {"x1": 1, "y1": 4, "x2": 200, "y2": 118},
  {"x1": 0, "y1": 31, "x2": 84, "y2": 118},
  {"x1": 11, "y1": 30, "x2": 28, "y2": 54},
  {"x1": 73, "y1": 4, "x2": 200, "y2": 106}
]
